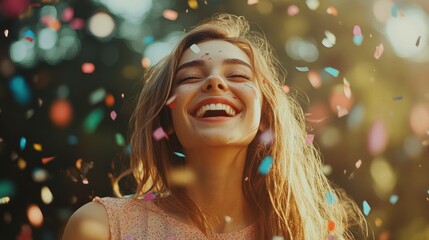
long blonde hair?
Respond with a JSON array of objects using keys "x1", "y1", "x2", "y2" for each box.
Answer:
[{"x1": 124, "y1": 14, "x2": 366, "y2": 239}]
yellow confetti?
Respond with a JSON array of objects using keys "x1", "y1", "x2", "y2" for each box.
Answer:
[{"x1": 33, "y1": 143, "x2": 42, "y2": 151}]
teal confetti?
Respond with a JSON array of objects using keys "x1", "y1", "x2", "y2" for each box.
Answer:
[
  {"x1": 115, "y1": 133, "x2": 125, "y2": 146},
  {"x1": 9, "y1": 76, "x2": 32, "y2": 105},
  {"x1": 23, "y1": 29, "x2": 36, "y2": 42},
  {"x1": 143, "y1": 36, "x2": 154, "y2": 45},
  {"x1": 363, "y1": 200, "x2": 371, "y2": 216},
  {"x1": 296, "y1": 66, "x2": 309, "y2": 72},
  {"x1": 326, "y1": 191, "x2": 335, "y2": 204},
  {"x1": 174, "y1": 152, "x2": 186, "y2": 158},
  {"x1": 324, "y1": 67, "x2": 340, "y2": 77},
  {"x1": 391, "y1": 4, "x2": 398, "y2": 17},
  {"x1": 89, "y1": 88, "x2": 106, "y2": 105},
  {"x1": 83, "y1": 108, "x2": 104, "y2": 133},
  {"x1": 0, "y1": 180, "x2": 15, "y2": 198},
  {"x1": 389, "y1": 194, "x2": 399, "y2": 204},
  {"x1": 67, "y1": 135, "x2": 78, "y2": 145},
  {"x1": 353, "y1": 35, "x2": 364, "y2": 46},
  {"x1": 258, "y1": 156, "x2": 273, "y2": 175},
  {"x1": 124, "y1": 145, "x2": 132, "y2": 155},
  {"x1": 19, "y1": 137, "x2": 26, "y2": 150}
]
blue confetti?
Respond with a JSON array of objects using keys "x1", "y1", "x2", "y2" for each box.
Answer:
[
  {"x1": 353, "y1": 35, "x2": 364, "y2": 46},
  {"x1": 174, "y1": 152, "x2": 186, "y2": 158},
  {"x1": 324, "y1": 67, "x2": 340, "y2": 77},
  {"x1": 67, "y1": 135, "x2": 78, "y2": 145},
  {"x1": 326, "y1": 191, "x2": 336, "y2": 204},
  {"x1": 9, "y1": 76, "x2": 32, "y2": 105},
  {"x1": 258, "y1": 156, "x2": 273, "y2": 175},
  {"x1": 389, "y1": 194, "x2": 399, "y2": 204},
  {"x1": 363, "y1": 200, "x2": 371, "y2": 216},
  {"x1": 19, "y1": 137, "x2": 26, "y2": 150},
  {"x1": 23, "y1": 29, "x2": 36, "y2": 42},
  {"x1": 143, "y1": 36, "x2": 154, "y2": 45},
  {"x1": 391, "y1": 4, "x2": 398, "y2": 17},
  {"x1": 296, "y1": 66, "x2": 309, "y2": 72}
]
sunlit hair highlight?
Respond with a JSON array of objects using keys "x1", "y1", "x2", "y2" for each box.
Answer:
[{"x1": 124, "y1": 13, "x2": 366, "y2": 239}]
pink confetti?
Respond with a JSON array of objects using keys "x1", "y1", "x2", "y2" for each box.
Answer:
[
  {"x1": 306, "y1": 134, "x2": 315, "y2": 144},
  {"x1": 368, "y1": 120, "x2": 388, "y2": 155},
  {"x1": 355, "y1": 159, "x2": 362, "y2": 169},
  {"x1": 62, "y1": 7, "x2": 74, "y2": 22},
  {"x1": 259, "y1": 129, "x2": 273, "y2": 145},
  {"x1": 336, "y1": 105, "x2": 349, "y2": 118},
  {"x1": 110, "y1": 111, "x2": 117, "y2": 120},
  {"x1": 143, "y1": 192, "x2": 156, "y2": 201},
  {"x1": 163, "y1": 9, "x2": 178, "y2": 21},
  {"x1": 374, "y1": 43, "x2": 384, "y2": 60},
  {"x1": 353, "y1": 25, "x2": 362, "y2": 36},
  {"x1": 287, "y1": 5, "x2": 299, "y2": 16},
  {"x1": 81, "y1": 62, "x2": 95, "y2": 73},
  {"x1": 247, "y1": 0, "x2": 259, "y2": 5},
  {"x1": 153, "y1": 127, "x2": 168, "y2": 141},
  {"x1": 70, "y1": 18, "x2": 85, "y2": 30}
]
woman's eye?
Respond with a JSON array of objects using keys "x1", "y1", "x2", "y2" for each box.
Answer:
[
  {"x1": 179, "y1": 75, "x2": 202, "y2": 83},
  {"x1": 227, "y1": 73, "x2": 250, "y2": 80}
]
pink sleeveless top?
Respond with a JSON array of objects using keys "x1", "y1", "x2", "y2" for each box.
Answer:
[{"x1": 93, "y1": 197, "x2": 256, "y2": 240}]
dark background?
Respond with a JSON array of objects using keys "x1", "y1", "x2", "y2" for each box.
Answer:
[{"x1": 1, "y1": 0, "x2": 429, "y2": 239}]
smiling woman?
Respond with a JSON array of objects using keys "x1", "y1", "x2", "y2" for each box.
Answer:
[{"x1": 62, "y1": 14, "x2": 366, "y2": 240}]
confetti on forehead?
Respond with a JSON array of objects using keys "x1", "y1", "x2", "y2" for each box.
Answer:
[{"x1": 190, "y1": 44, "x2": 201, "y2": 53}]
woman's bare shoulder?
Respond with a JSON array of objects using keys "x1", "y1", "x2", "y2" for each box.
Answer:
[{"x1": 62, "y1": 201, "x2": 110, "y2": 240}]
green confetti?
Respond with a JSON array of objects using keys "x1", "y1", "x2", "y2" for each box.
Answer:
[
  {"x1": 83, "y1": 108, "x2": 104, "y2": 133},
  {"x1": 115, "y1": 133, "x2": 125, "y2": 146},
  {"x1": 89, "y1": 88, "x2": 106, "y2": 105}
]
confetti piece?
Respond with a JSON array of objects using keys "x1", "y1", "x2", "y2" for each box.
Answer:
[
  {"x1": 374, "y1": 43, "x2": 384, "y2": 60},
  {"x1": 327, "y1": 235, "x2": 335, "y2": 240},
  {"x1": 224, "y1": 215, "x2": 232, "y2": 223},
  {"x1": 322, "y1": 165, "x2": 332, "y2": 176},
  {"x1": 368, "y1": 120, "x2": 388, "y2": 155},
  {"x1": 143, "y1": 192, "x2": 156, "y2": 201},
  {"x1": 174, "y1": 152, "x2": 186, "y2": 158},
  {"x1": 322, "y1": 31, "x2": 336, "y2": 48},
  {"x1": 143, "y1": 36, "x2": 154, "y2": 45},
  {"x1": 23, "y1": 30, "x2": 35, "y2": 42},
  {"x1": 247, "y1": 0, "x2": 259, "y2": 5},
  {"x1": 41, "y1": 186, "x2": 53, "y2": 204},
  {"x1": 115, "y1": 133, "x2": 125, "y2": 146},
  {"x1": 355, "y1": 159, "x2": 362, "y2": 169},
  {"x1": 328, "y1": 220, "x2": 335, "y2": 232},
  {"x1": 18, "y1": 158, "x2": 26, "y2": 170},
  {"x1": 281, "y1": 85, "x2": 290, "y2": 93},
  {"x1": 9, "y1": 75, "x2": 32, "y2": 105},
  {"x1": 190, "y1": 44, "x2": 201, "y2": 53},
  {"x1": 32, "y1": 168, "x2": 48, "y2": 182},
  {"x1": 0, "y1": 196, "x2": 10, "y2": 204},
  {"x1": 105, "y1": 94, "x2": 115, "y2": 107},
  {"x1": 124, "y1": 235, "x2": 134, "y2": 240},
  {"x1": 391, "y1": 3, "x2": 398, "y2": 17},
  {"x1": 272, "y1": 236, "x2": 284, "y2": 240},
  {"x1": 363, "y1": 200, "x2": 371, "y2": 216},
  {"x1": 153, "y1": 127, "x2": 168, "y2": 141},
  {"x1": 141, "y1": 57, "x2": 151, "y2": 68},
  {"x1": 305, "y1": 0, "x2": 319, "y2": 10},
  {"x1": 33, "y1": 143, "x2": 42, "y2": 151},
  {"x1": 353, "y1": 25, "x2": 362, "y2": 36},
  {"x1": 4, "y1": 29, "x2": 9, "y2": 37},
  {"x1": 82, "y1": 178, "x2": 89, "y2": 184},
  {"x1": 89, "y1": 88, "x2": 106, "y2": 105},
  {"x1": 287, "y1": 5, "x2": 299, "y2": 16},
  {"x1": 259, "y1": 129, "x2": 273, "y2": 145},
  {"x1": 337, "y1": 105, "x2": 349, "y2": 118},
  {"x1": 50, "y1": 99, "x2": 73, "y2": 127},
  {"x1": 166, "y1": 94, "x2": 177, "y2": 109},
  {"x1": 326, "y1": 6, "x2": 338, "y2": 16},
  {"x1": 296, "y1": 66, "x2": 309, "y2": 72},
  {"x1": 82, "y1": 62, "x2": 95, "y2": 73},
  {"x1": 110, "y1": 111, "x2": 117, "y2": 120},
  {"x1": 324, "y1": 67, "x2": 340, "y2": 77},
  {"x1": 308, "y1": 71, "x2": 321, "y2": 88},
  {"x1": 70, "y1": 18, "x2": 85, "y2": 30},
  {"x1": 353, "y1": 35, "x2": 364, "y2": 46},
  {"x1": 41, "y1": 156, "x2": 55, "y2": 164},
  {"x1": 416, "y1": 36, "x2": 421, "y2": 47},
  {"x1": 0, "y1": 180, "x2": 15, "y2": 198},
  {"x1": 343, "y1": 82, "x2": 352, "y2": 99},
  {"x1": 163, "y1": 10, "x2": 178, "y2": 21},
  {"x1": 19, "y1": 137, "x2": 27, "y2": 150},
  {"x1": 389, "y1": 194, "x2": 399, "y2": 204},
  {"x1": 326, "y1": 191, "x2": 335, "y2": 204},
  {"x1": 62, "y1": 7, "x2": 74, "y2": 22},
  {"x1": 258, "y1": 156, "x2": 273, "y2": 175},
  {"x1": 306, "y1": 134, "x2": 314, "y2": 144},
  {"x1": 83, "y1": 108, "x2": 104, "y2": 133},
  {"x1": 27, "y1": 204, "x2": 43, "y2": 227}
]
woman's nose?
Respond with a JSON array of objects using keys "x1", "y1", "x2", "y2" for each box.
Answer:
[{"x1": 202, "y1": 75, "x2": 228, "y2": 92}]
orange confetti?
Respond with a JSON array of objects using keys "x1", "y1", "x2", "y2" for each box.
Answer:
[
  {"x1": 42, "y1": 156, "x2": 55, "y2": 164},
  {"x1": 281, "y1": 85, "x2": 290, "y2": 93},
  {"x1": 326, "y1": 6, "x2": 338, "y2": 16},
  {"x1": 27, "y1": 204, "x2": 43, "y2": 227},
  {"x1": 328, "y1": 220, "x2": 335, "y2": 232},
  {"x1": 163, "y1": 10, "x2": 178, "y2": 21},
  {"x1": 141, "y1": 57, "x2": 151, "y2": 68},
  {"x1": 166, "y1": 95, "x2": 177, "y2": 109},
  {"x1": 75, "y1": 158, "x2": 83, "y2": 169},
  {"x1": 105, "y1": 94, "x2": 115, "y2": 107},
  {"x1": 47, "y1": 19, "x2": 61, "y2": 31},
  {"x1": 33, "y1": 143, "x2": 42, "y2": 151},
  {"x1": 81, "y1": 62, "x2": 95, "y2": 73},
  {"x1": 50, "y1": 99, "x2": 73, "y2": 127}
]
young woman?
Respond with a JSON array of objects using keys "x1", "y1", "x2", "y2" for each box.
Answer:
[{"x1": 63, "y1": 14, "x2": 365, "y2": 240}]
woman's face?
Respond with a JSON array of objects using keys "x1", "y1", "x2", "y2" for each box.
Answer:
[{"x1": 170, "y1": 40, "x2": 263, "y2": 150}]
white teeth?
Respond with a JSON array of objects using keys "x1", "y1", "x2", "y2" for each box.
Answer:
[{"x1": 195, "y1": 103, "x2": 237, "y2": 118}]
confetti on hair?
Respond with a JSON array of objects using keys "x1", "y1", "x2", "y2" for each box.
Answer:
[
  {"x1": 363, "y1": 200, "x2": 371, "y2": 216},
  {"x1": 110, "y1": 111, "x2": 117, "y2": 120},
  {"x1": 324, "y1": 67, "x2": 339, "y2": 77},
  {"x1": 174, "y1": 152, "x2": 186, "y2": 158},
  {"x1": 296, "y1": 66, "x2": 309, "y2": 72},
  {"x1": 258, "y1": 156, "x2": 273, "y2": 175},
  {"x1": 326, "y1": 6, "x2": 338, "y2": 16},
  {"x1": 143, "y1": 192, "x2": 156, "y2": 201},
  {"x1": 326, "y1": 191, "x2": 335, "y2": 204},
  {"x1": 389, "y1": 194, "x2": 399, "y2": 204},
  {"x1": 328, "y1": 220, "x2": 335, "y2": 232},
  {"x1": 23, "y1": 30, "x2": 35, "y2": 42},
  {"x1": 20, "y1": 137, "x2": 27, "y2": 150},
  {"x1": 224, "y1": 215, "x2": 232, "y2": 223},
  {"x1": 287, "y1": 5, "x2": 299, "y2": 16},
  {"x1": 42, "y1": 156, "x2": 55, "y2": 164},
  {"x1": 9, "y1": 75, "x2": 32, "y2": 105},
  {"x1": 327, "y1": 235, "x2": 335, "y2": 240},
  {"x1": 82, "y1": 62, "x2": 95, "y2": 73},
  {"x1": 163, "y1": 10, "x2": 178, "y2": 21},
  {"x1": 322, "y1": 31, "x2": 336, "y2": 48},
  {"x1": 83, "y1": 108, "x2": 104, "y2": 133},
  {"x1": 416, "y1": 36, "x2": 421, "y2": 47},
  {"x1": 259, "y1": 129, "x2": 273, "y2": 145},
  {"x1": 153, "y1": 127, "x2": 168, "y2": 141},
  {"x1": 374, "y1": 43, "x2": 384, "y2": 59},
  {"x1": 89, "y1": 88, "x2": 106, "y2": 105},
  {"x1": 306, "y1": 134, "x2": 315, "y2": 144},
  {"x1": 190, "y1": 44, "x2": 201, "y2": 53},
  {"x1": 247, "y1": 0, "x2": 259, "y2": 5},
  {"x1": 391, "y1": 3, "x2": 398, "y2": 17},
  {"x1": 115, "y1": 133, "x2": 125, "y2": 146},
  {"x1": 336, "y1": 105, "x2": 348, "y2": 118},
  {"x1": 281, "y1": 85, "x2": 290, "y2": 93},
  {"x1": 355, "y1": 159, "x2": 362, "y2": 169},
  {"x1": 166, "y1": 95, "x2": 177, "y2": 109}
]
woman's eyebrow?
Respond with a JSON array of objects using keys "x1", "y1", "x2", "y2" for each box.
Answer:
[
  {"x1": 175, "y1": 58, "x2": 253, "y2": 74},
  {"x1": 222, "y1": 58, "x2": 253, "y2": 71}
]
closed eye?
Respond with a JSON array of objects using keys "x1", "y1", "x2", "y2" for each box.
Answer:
[
  {"x1": 178, "y1": 74, "x2": 203, "y2": 83},
  {"x1": 227, "y1": 73, "x2": 250, "y2": 80}
]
